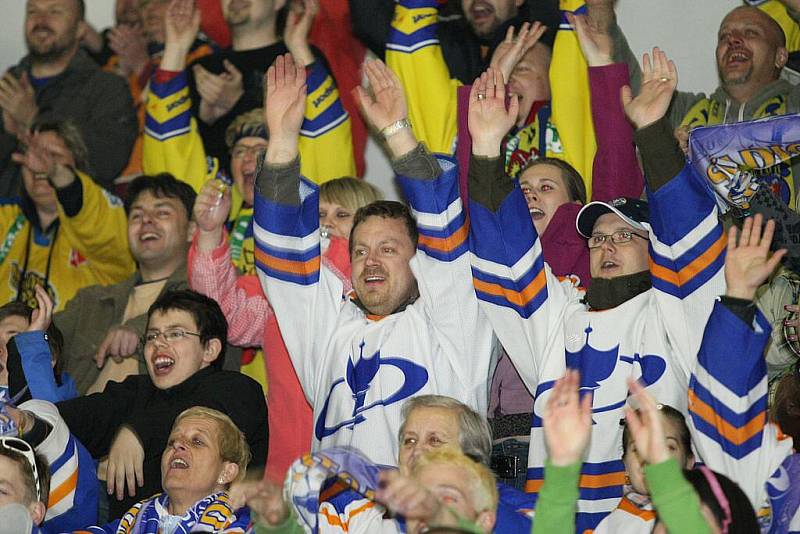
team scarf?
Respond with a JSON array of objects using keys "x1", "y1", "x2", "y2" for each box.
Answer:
[
  {"x1": 503, "y1": 103, "x2": 563, "y2": 179},
  {"x1": 285, "y1": 447, "x2": 384, "y2": 533},
  {"x1": 688, "y1": 113, "x2": 800, "y2": 213},
  {"x1": 79, "y1": 492, "x2": 249, "y2": 534},
  {"x1": 228, "y1": 207, "x2": 255, "y2": 275},
  {"x1": 683, "y1": 95, "x2": 797, "y2": 210}
]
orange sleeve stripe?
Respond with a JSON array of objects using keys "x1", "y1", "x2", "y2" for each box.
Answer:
[
  {"x1": 688, "y1": 389, "x2": 765, "y2": 445},
  {"x1": 418, "y1": 223, "x2": 468, "y2": 253},
  {"x1": 472, "y1": 268, "x2": 547, "y2": 307},
  {"x1": 649, "y1": 233, "x2": 726, "y2": 287},
  {"x1": 255, "y1": 247, "x2": 320, "y2": 276},
  {"x1": 618, "y1": 497, "x2": 657, "y2": 521},
  {"x1": 524, "y1": 470, "x2": 625, "y2": 493},
  {"x1": 48, "y1": 468, "x2": 78, "y2": 508}
]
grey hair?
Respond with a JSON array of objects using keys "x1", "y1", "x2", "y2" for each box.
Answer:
[{"x1": 399, "y1": 395, "x2": 492, "y2": 466}]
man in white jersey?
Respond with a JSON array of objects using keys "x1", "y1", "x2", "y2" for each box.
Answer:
[
  {"x1": 253, "y1": 56, "x2": 492, "y2": 466},
  {"x1": 467, "y1": 52, "x2": 730, "y2": 531}
]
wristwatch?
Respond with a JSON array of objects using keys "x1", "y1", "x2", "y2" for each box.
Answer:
[{"x1": 380, "y1": 118, "x2": 411, "y2": 140}]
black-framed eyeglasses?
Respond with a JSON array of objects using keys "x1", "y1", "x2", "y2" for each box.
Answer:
[
  {"x1": 0, "y1": 437, "x2": 41, "y2": 501},
  {"x1": 230, "y1": 144, "x2": 266, "y2": 160},
  {"x1": 588, "y1": 230, "x2": 648, "y2": 249},
  {"x1": 142, "y1": 328, "x2": 202, "y2": 346}
]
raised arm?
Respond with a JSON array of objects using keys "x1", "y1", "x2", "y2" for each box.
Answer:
[
  {"x1": 467, "y1": 67, "x2": 572, "y2": 392},
  {"x1": 253, "y1": 54, "x2": 344, "y2": 398},
  {"x1": 570, "y1": 10, "x2": 643, "y2": 201},
  {"x1": 689, "y1": 215, "x2": 793, "y2": 514},
  {"x1": 143, "y1": 0, "x2": 215, "y2": 192}
]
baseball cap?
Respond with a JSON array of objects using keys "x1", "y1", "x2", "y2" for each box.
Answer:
[{"x1": 576, "y1": 197, "x2": 649, "y2": 238}]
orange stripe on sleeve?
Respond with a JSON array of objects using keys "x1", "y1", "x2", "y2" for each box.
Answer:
[
  {"x1": 618, "y1": 496, "x2": 657, "y2": 521},
  {"x1": 472, "y1": 268, "x2": 546, "y2": 308},
  {"x1": 688, "y1": 388, "x2": 765, "y2": 446},
  {"x1": 418, "y1": 223, "x2": 468, "y2": 254},
  {"x1": 255, "y1": 248, "x2": 320, "y2": 277},
  {"x1": 48, "y1": 468, "x2": 78, "y2": 508},
  {"x1": 649, "y1": 232, "x2": 726, "y2": 287}
]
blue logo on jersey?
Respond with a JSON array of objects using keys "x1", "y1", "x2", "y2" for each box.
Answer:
[
  {"x1": 315, "y1": 342, "x2": 428, "y2": 440},
  {"x1": 532, "y1": 326, "x2": 667, "y2": 425}
]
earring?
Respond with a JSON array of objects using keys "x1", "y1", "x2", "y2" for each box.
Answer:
[{"x1": 217, "y1": 476, "x2": 225, "y2": 485}]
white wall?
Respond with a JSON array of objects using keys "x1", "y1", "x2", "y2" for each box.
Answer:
[{"x1": 0, "y1": 1, "x2": 743, "y2": 199}]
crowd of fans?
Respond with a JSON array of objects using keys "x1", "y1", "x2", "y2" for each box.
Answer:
[{"x1": 1, "y1": 0, "x2": 800, "y2": 532}]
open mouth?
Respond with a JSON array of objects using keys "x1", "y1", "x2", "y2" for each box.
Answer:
[
  {"x1": 725, "y1": 50, "x2": 751, "y2": 67},
  {"x1": 364, "y1": 275, "x2": 386, "y2": 286},
  {"x1": 529, "y1": 207, "x2": 545, "y2": 220},
  {"x1": 152, "y1": 354, "x2": 175, "y2": 375},
  {"x1": 139, "y1": 231, "x2": 161, "y2": 243},
  {"x1": 600, "y1": 260, "x2": 619, "y2": 271},
  {"x1": 169, "y1": 457, "x2": 189, "y2": 469},
  {"x1": 469, "y1": 2, "x2": 494, "y2": 22}
]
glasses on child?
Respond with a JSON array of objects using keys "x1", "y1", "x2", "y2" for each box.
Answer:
[
  {"x1": 588, "y1": 230, "x2": 648, "y2": 249},
  {"x1": 143, "y1": 328, "x2": 201, "y2": 346},
  {"x1": 0, "y1": 437, "x2": 41, "y2": 501}
]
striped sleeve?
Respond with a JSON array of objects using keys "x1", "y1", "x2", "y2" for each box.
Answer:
[
  {"x1": 143, "y1": 69, "x2": 216, "y2": 192},
  {"x1": 397, "y1": 156, "x2": 493, "y2": 398},
  {"x1": 20, "y1": 399, "x2": 99, "y2": 532},
  {"x1": 298, "y1": 61, "x2": 356, "y2": 183},
  {"x1": 253, "y1": 176, "x2": 344, "y2": 398},
  {"x1": 688, "y1": 300, "x2": 793, "y2": 513},
  {"x1": 467, "y1": 183, "x2": 572, "y2": 392},
  {"x1": 647, "y1": 163, "x2": 727, "y2": 375},
  {"x1": 386, "y1": 0, "x2": 460, "y2": 155}
]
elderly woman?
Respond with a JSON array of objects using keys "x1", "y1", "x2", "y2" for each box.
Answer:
[{"x1": 85, "y1": 406, "x2": 252, "y2": 533}]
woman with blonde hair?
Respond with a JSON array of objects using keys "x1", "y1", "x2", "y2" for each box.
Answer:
[{"x1": 84, "y1": 406, "x2": 252, "y2": 532}]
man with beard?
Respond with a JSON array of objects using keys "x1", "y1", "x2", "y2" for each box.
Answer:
[
  {"x1": 351, "y1": 0, "x2": 559, "y2": 84},
  {"x1": 0, "y1": 0, "x2": 137, "y2": 197}
]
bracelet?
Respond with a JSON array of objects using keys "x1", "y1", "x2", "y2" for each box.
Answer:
[{"x1": 380, "y1": 118, "x2": 411, "y2": 140}]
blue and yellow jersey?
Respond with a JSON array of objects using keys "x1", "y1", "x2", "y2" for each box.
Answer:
[
  {"x1": 0, "y1": 172, "x2": 133, "y2": 311},
  {"x1": 143, "y1": 62, "x2": 356, "y2": 275}
]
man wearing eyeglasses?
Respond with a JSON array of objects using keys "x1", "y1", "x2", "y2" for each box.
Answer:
[{"x1": 466, "y1": 53, "x2": 747, "y2": 530}]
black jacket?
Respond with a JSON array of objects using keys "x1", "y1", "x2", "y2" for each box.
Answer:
[
  {"x1": 0, "y1": 50, "x2": 138, "y2": 197},
  {"x1": 54, "y1": 365, "x2": 268, "y2": 519}
]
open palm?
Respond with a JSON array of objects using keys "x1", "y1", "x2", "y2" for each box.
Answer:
[
  {"x1": 622, "y1": 47, "x2": 677, "y2": 129},
  {"x1": 264, "y1": 54, "x2": 307, "y2": 143},
  {"x1": 725, "y1": 214, "x2": 786, "y2": 300}
]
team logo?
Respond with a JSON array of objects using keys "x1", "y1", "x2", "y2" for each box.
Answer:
[
  {"x1": 315, "y1": 342, "x2": 428, "y2": 440},
  {"x1": 532, "y1": 326, "x2": 667, "y2": 425}
]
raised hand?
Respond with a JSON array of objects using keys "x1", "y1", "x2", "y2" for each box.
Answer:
[
  {"x1": 568, "y1": 10, "x2": 612, "y2": 67},
  {"x1": 543, "y1": 370, "x2": 593, "y2": 466},
  {"x1": 725, "y1": 214, "x2": 786, "y2": 300},
  {"x1": 468, "y1": 67, "x2": 518, "y2": 157},
  {"x1": 194, "y1": 179, "x2": 232, "y2": 252},
  {"x1": 0, "y1": 72, "x2": 37, "y2": 135},
  {"x1": 624, "y1": 378, "x2": 670, "y2": 466},
  {"x1": 194, "y1": 62, "x2": 244, "y2": 125},
  {"x1": 14, "y1": 131, "x2": 76, "y2": 189},
  {"x1": 26, "y1": 286, "x2": 53, "y2": 333},
  {"x1": 490, "y1": 22, "x2": 547, "y2": 83},
  {"x1": 621, "y1": 47, "x2": 677, "y2": 130},
  {"x1": 264, "y1": 54, "x2": 307, "y2": 163},
  {"x1": 164, "y1": 0, "x2": 200, "y2": 53},
  {"x1": 284, "y1": 0, "x2": 319, "y2": 67},
  {"x1": 354, "y1": 59, "x2": 407, "y2": 133},
  {"x1": 354, "y1": 59, "x2": 416, "y2": 158},
  {"x1": 108, "y1": 25, "x2": 149, "y2": 76},
  {"x1": 106, "y1": 425, "x2": 145, "y2": 501}
]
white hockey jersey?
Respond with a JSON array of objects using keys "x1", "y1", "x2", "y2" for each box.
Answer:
[
  {"x1": 468, "y1": 163, "x2": 726, "y2": 531},
  {"x1": 689, "y1": 300, "x2": 800, "y2": 533},
  {"x1": 254, "y1": 155, "x2": 493, "y2": 466}
]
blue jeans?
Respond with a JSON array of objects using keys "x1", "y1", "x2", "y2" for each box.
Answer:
[{"x1": 490, "y1": 438, "x2": 530, "y2": 491}]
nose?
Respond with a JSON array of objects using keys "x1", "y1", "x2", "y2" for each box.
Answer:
[
  {"x1": 171, "y1": 438, "x2": 188, "y2": 452},
  {"x1": 727, "y1": 29, "x2": 744, "y2": 45},
  {"x1": 321, "y1": 214, "x2": 334, "y2": 231},
  {"x1": 364, "y1": 250, "x2": 381, "y2": 267},
  {"x1": 599, "y1": 236, "x2": 617, "y2": 252}
]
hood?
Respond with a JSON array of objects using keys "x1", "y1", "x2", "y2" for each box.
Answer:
[{"x1": 708, "y1": 79, "x2": 795, "y2": 123}]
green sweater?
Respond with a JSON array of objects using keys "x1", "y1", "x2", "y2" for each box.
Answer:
[{"x1": 532, "y1": 458, "x2": 712, "y2": 533}]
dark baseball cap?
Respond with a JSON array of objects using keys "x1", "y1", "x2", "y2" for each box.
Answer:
[{"x1": 576, "y1": 197, "x2": 650, "y2": 238}]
